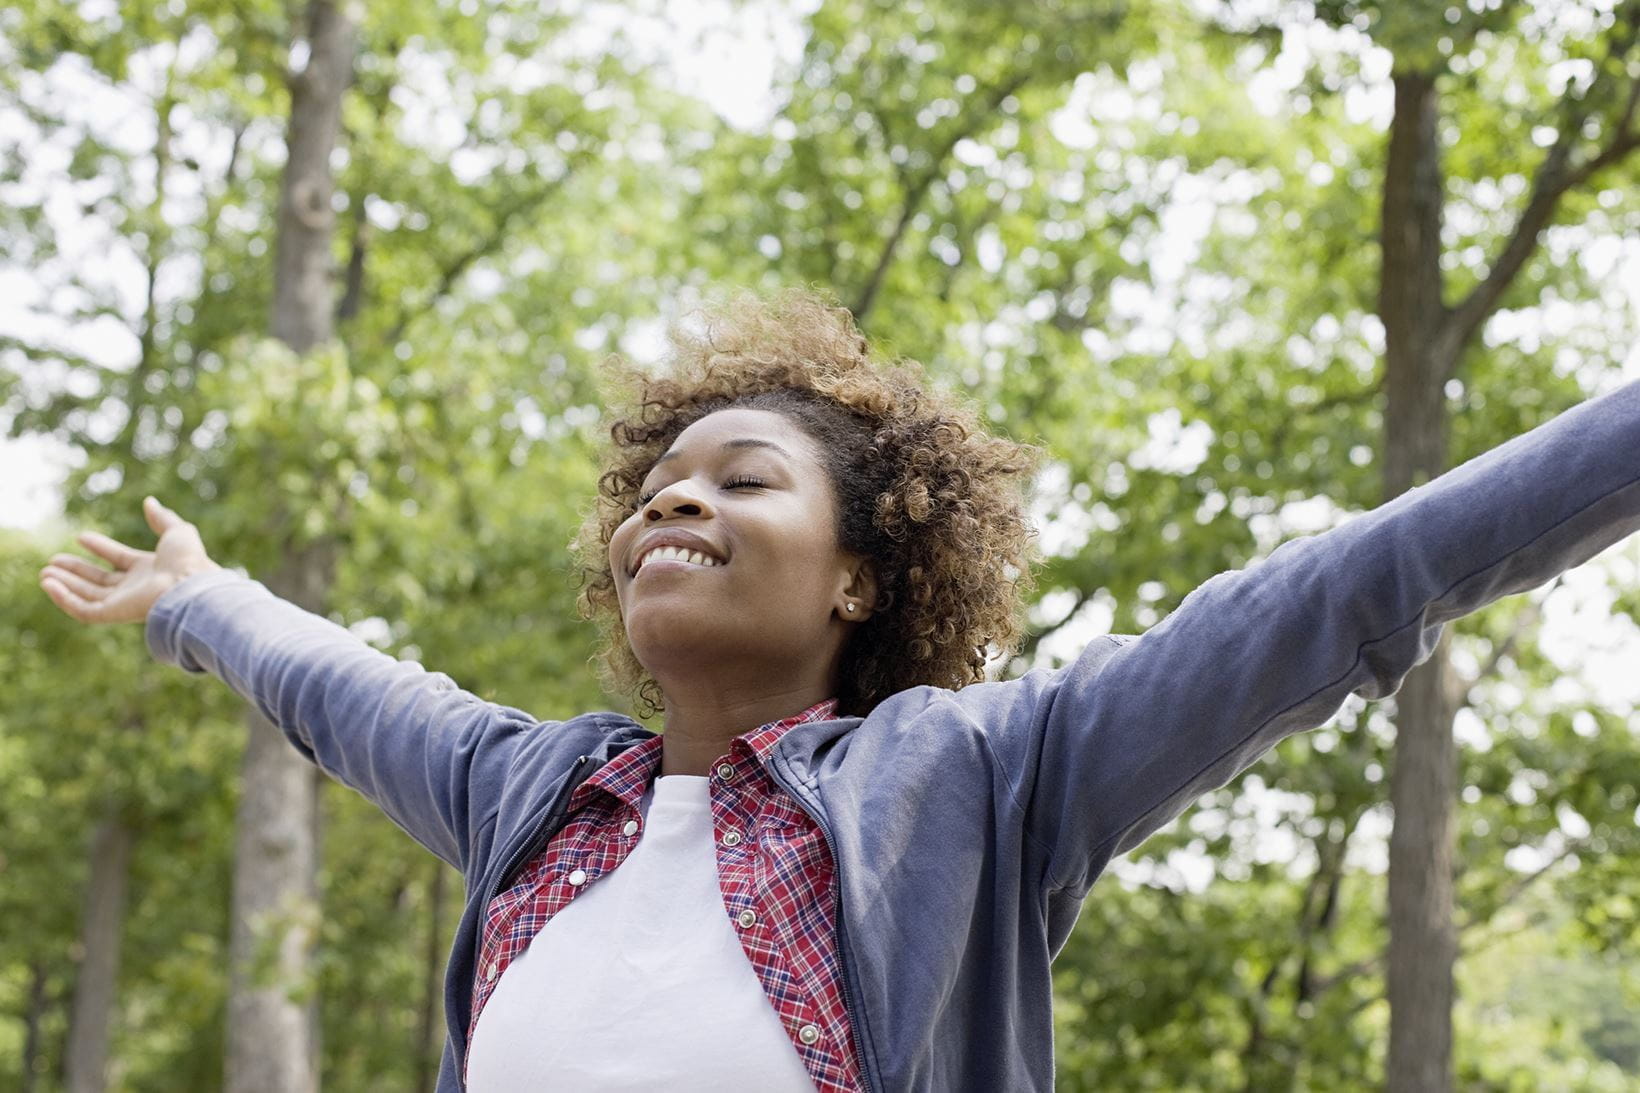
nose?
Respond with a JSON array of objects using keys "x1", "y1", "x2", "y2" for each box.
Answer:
[{"x1": 644, "y1": 481, "x2": 712, "y2": 522}]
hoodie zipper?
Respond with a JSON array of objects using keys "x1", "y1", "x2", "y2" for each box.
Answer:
[
  {"x1": 767, "y1": 760, "x2": 882, "y2": 1093},
  {"x1": 460, "y1": 754, "x2": 594, "y2": 1088},
  {"x1": 491, "y1": 755, "x2": 595, "y2": 895}
]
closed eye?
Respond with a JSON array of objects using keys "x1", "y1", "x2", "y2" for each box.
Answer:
[{"x1": 634, "y1": 473, "x2": 768, "y2": 508}]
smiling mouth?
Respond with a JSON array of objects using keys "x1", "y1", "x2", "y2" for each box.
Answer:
[{"x1": 633, "y1": 545, "x2": 725, "y2": 574}]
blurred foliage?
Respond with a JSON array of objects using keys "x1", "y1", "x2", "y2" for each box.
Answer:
[{"x1": 1, "y1": 0, "x2": 1637, "y2": 1088}]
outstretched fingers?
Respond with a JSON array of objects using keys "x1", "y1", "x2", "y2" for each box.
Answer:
[
  {"x1": 40, "y1": 573, "x2": 109, "y2": 623},
  {"x1": 45, "y1": 553, "x2": 118, "y2": 586},
  {"x1": 41, "y1": 564, "x2": 112, "y2": 602},
  {"x1": 77, "y1": 530, "x2": 143, "y2": 570}
]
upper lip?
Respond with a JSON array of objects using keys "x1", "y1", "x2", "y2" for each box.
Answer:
[{"x1": 629, "y1": 529, "x2": 728, "y2": 576}]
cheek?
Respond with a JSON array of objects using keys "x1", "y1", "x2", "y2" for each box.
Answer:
[
  {"x1": 607, "y1": 520, "x2": 640, "y2": 604},
  {"x1": 746, "y1": 537, "x2": 843, "y2": 606}
]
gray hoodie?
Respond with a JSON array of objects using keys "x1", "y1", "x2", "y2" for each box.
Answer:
[{"x1": 148, "y1": 380, "x2": 1640, "y2": 1091}]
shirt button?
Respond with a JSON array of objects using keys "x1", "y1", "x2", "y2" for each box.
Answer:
[
  {"x1": 798, "y1": 1024, "x2": 821, "y2": 1045},
  {"x1": 622, "y1": 820, "x2": 639, "y2": 837},
  {"x1": 715, "y1": 762, "x2": 736, "y2": 781},
  {"x1": 721, "y1": 830, "x2": 743, "y2": 848},
  {"x1": 736, "y1": 909, "x2": 757, "y2": 929},
  {"x1": 485, "y1": 960, "x2": 498, "y2": 983},
  {"x1": 567, "y1": 868, "x2": 588, "y2": 886}
]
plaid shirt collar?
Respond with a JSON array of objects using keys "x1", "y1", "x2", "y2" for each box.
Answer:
[{"x1": 571, "y1": 698, "x2": 840, "y2": 811}]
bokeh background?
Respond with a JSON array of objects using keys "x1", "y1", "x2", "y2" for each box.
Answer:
[{"x1": 3, "y1": 0, "x2": 1639, "y2": 1089}]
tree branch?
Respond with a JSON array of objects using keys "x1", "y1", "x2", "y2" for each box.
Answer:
[
  {"x1": 1446, "y1": 577, "x2": 1559, "y2": 707},
  {"x1": 1309, "y1": 952, "x2": 1380, "y2": 1001},
  {"x1": 1457, "y1": 837, "x2": 1588, "y2": 945},
  {"x1": 336, "y1": 66, "x2": 394, "y2": 329},
  {"x1": 1297, "y1": 809, "x2": 1360, "y2": 1004},
  {"x1": 383, "y1": 180, "x2": 568, "y2": 347},
  {"x1": 1307, "y1": 834, "x2": 1585, "y2": 1003},
  {"x1": 1437, "y1": 20, "x2": 1640, "y2": 373},
  {"x1": 336, "y1": 195, "x2": 369, "y2": 322},
  {"x1": 110, "y1": 73, "x2": 178, "y2": 459},
  {"x1": 1017, "y1": 588, "x2": 1093, "y2": 664},
  {"x1": 852, "y1": 175, "x2": 936, "y2": 324},
  {"x1": 851, "y1": 68, "x2": 1032, "y2": 323},
  {"x1": 1265, "y1": 381, "x2": 1381, "y2": 462}
]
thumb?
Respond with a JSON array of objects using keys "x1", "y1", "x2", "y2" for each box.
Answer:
[{"x1": 143, "y1": 496, "x2": 187, "y2": 537}]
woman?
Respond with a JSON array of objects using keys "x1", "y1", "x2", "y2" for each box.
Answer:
[{"x1": 38, "y1": 291, "x2": 1640, "y2": 1091}]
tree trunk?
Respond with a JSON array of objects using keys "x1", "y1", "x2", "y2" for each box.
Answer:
[
  {"x1": 20, "y1": 960, "x2": 50, "y2": 1093},
  {"x1": 62, "y1": 813, "x2": 136, "y2": 1093},
  {"x1": 227, "y1": 715, "x2": 324, "y2": 1093},
  {"x1": 1379, "y1": 70, "x2": 1459, "y2": 1093},
  {"x1": 271, "y1": 0, "x2": 355, "y2": 355},
  {"x1": 1384, "y1": 638, "x2": 1458, "y2": 1092},
  {"x1": 225, "y1": 4, "x2": 354, "y2": 1092},
  {"x1": 415, "y1": 860, "x2": 450, "y2": 1093}
]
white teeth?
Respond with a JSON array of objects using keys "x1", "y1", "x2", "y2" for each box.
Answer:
[{"x1": 637, "y1": 545, "x2": 721, "y2": 571}]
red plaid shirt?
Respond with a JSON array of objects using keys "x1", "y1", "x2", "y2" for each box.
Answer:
[{"x1": 467, "y1": 699, "x2": 863, "y2": 1091}]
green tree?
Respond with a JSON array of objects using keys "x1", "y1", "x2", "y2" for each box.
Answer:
[{"x1": 4, "y1": 0, "x2": 669, "y2": 1084}]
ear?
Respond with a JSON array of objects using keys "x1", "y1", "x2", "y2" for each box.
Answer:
[{"x1": 835, "y1": 556, "x2": 879, "y2": 623}]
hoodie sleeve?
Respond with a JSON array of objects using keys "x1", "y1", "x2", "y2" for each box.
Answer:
[
  {"x1": 972, "y1": 380, "x2": 1640, "y2": 895},
  {"x1": 147, "y1": 571, "x2": 539, "y2": 871}
]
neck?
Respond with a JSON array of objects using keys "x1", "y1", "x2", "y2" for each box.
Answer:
[{"x1": 654, "y1": 673, "x2": 837, "y2": 776}]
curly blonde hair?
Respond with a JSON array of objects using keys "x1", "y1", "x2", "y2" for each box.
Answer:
[{"x1": 574, "y1": 288, "x2": 1041, "y2": 717}]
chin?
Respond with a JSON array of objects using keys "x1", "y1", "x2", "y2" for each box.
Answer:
[{"x1": 623, "y1": 603, "x2": 723, "y2": 670}]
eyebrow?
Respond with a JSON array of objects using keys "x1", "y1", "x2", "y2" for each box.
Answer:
[{"x1": 654, "y1": 437, "x2": 796, "y2": 466}]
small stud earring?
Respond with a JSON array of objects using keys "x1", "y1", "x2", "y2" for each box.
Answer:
[{"x1": 845, "y1": 603, "x2": 856, "y2": 614}]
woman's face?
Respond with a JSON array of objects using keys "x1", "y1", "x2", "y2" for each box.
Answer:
[{"x1": 608, "y1": 407, "x2": 866, "y2": 685}]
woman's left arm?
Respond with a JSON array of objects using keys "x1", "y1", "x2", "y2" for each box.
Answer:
[{"x1": 972, "y1": 380, "x2": 1640, "y2": 895}]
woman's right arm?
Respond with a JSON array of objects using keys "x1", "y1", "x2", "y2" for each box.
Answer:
[
  {"x1": 962, "y1": 381, "x2": 1640, "y2": 897},
  {"x1": 39, "y1": 498, "x2": 534, "y2": 871}
]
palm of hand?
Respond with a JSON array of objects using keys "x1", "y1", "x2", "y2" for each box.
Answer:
[{"x1": 39, "y1": 497, "x2": 219, "y2": 624}]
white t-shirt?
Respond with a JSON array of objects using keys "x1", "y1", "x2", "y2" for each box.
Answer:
[{"x1": 466, "y1": 774, "x2": 819, "y2": 1091}]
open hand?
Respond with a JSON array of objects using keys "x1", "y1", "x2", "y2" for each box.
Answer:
[{"x1": 39, "y1": 497, "x2": 221, "y2": 624}]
